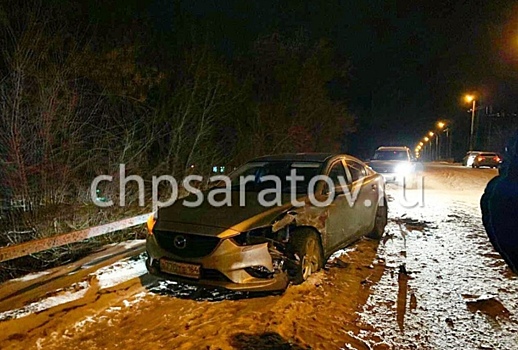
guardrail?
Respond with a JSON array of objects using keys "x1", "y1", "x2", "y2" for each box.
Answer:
[{"x1": 0, "y1": 213, "x2": 151, "y2": 263}]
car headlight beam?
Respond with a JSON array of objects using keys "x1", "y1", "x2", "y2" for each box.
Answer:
[{"x1": 395, "y1": 162, "x2": 413, "y2": 175}]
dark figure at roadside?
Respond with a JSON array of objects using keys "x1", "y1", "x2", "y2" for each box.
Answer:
[{"x1": 481, "y1": 131, "x2": 518, "y2": 274}]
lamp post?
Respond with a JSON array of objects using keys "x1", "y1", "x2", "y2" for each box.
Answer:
[
  {"x1": 436, "y1": 121, "x2": 446, "y2": 160},
  {"x1": 428, "y1": 131, "x2": 435, "y2": 161},
  {"x1": 424, "y1": 136, "x2": 430, "y2": 161},
  {"x1": 445, "y1": 127, "x2": 451, "y2": 159},
  {"x1": 465, "y1": 95, "x2": 476, "y2": 151}
]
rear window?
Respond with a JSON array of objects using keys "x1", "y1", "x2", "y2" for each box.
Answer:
[{"x1": 480, "y1": 153, "x2": 497, "y2": 157}]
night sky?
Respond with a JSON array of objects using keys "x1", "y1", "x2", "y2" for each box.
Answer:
[{"x1": 88, "y1": 0, "x2": 518, "y2": 157}]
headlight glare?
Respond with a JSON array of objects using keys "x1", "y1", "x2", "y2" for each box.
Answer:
[{"x1": 395, "y1": 162, "x2": 412, "y2": 175}]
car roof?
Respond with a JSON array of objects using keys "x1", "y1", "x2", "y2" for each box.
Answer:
[
  {"x1": 467, "y1": 151, "x2": 496, "y2": 155},
  {"x1": 375, "y1": 146, "x2": 410, "y2": 151},
  {"x1": 250, "y1": 153, "x2": 337, "y2": 162}
]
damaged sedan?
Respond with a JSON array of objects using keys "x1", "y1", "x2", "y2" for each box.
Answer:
[{"x1": 145, "y1": 153, "x2": 388, "y2": 291}]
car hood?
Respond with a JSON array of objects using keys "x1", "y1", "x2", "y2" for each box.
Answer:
[
  {"x1": 368, "y1": 160, "x2": 407, "y2": 171},
  {"x1": 154, "y1": 191, "x2": 299, "y2": 237}
]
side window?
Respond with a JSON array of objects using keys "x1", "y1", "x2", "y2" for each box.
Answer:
[
  {"x1": 327, "y1": 161, "x2": 348, "y2": 189},
  {"x1": 347, "y1": 161, "x2": 366, "y2": 182}
]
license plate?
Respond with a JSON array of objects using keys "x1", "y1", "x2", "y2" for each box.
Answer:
[{"x1": 159, "y1": 259, "x2": 201, "y2": 279}]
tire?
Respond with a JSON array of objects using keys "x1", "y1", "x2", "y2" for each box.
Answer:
[
  {"x1": 367, "y1": 198, "x2": 388, "y2": 239},
  {"x1": 288, "y1": 229, "x2": 324, "y2": 284}
]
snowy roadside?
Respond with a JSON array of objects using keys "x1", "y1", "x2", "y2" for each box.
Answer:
[
  {"x1": 0, "y1": 240, "x2": 146, "y2": 319},
  {"x1": 355, "y1": 164, "x2": 518, "y2": 349}
]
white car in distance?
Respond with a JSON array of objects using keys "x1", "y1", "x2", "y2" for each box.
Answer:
[{"x1": 367, "y1": 146, "x2": 418, "y2": 188}]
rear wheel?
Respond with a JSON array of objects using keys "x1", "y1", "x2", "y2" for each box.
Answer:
[
  {"x1": 289, "y1": 229, "x2": 324, "y2": 284},
  {"x1": 367, "y1": 198, "x2": 388, "y2": 239}
]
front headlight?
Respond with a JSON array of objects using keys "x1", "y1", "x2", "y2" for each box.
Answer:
[
  {"x1": 231, "y1": 227, "x2": 272, "y2": 246},
  {"x1": 146, "y1": 211, "x2": 158, "y2": 235},
  {"x1": 395, "y1": 162, "x2": 413, "y2": 175}
]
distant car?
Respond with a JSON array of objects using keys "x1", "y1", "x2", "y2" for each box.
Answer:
[
  {"x1": 367, "y1": 146, "x2": 417, "y2": 188},
  {"x1": 471, "y1": 152, "x2": 502, "y2": 168},
  {"x1": 462, "y1": 151, "x2": 483, "y2": 167},
  {"x1": 146, "y1": 153, "x2": 388, "y2": 292}
]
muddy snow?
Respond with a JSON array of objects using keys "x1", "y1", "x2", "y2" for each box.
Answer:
[{"x1": 0, "y1": 163, "x2": 517, "y2": 349}]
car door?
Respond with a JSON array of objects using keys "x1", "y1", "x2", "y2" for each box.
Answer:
[
  {"x1": 345, "y1": 159, "x2": 379, "y2": 237},
  {"x1": 324, "y1": 159, "x2": 357, "y2": 253}
]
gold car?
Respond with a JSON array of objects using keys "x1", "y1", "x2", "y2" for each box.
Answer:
[{"x1": 146, "y1": 153, "x2": 387, "y2": 292}]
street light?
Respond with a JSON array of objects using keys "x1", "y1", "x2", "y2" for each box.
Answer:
[
  {"x1": 428, "y1": 131, "x2": 436, "y2": 160},
  {"x1": 465, "y1": 94, "x2": 476, "y2": 150},
  {"x1": 423, "y1": 136, "x2": 430, "y2": 161},
  {"x1": 436, "y1": 121, "x2": 446, "y2": 160}
]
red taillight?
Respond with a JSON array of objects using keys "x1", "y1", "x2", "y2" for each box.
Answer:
[
  {"x1": 495, "y1": 156, "x2": 501, "y2": 162},
  {"x1": 477, "y1": 157, "x2": 483, "y2": 161}
]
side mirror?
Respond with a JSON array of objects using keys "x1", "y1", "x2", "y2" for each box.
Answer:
[
  {"x1": 334, "y1": 186, "x2": 346, "y2": 197},
  {"x1": 323, "y1": 185, "x2": 343, "y2": 197}
]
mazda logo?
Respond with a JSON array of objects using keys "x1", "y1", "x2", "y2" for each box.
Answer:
[{"x1": 173, "y1": 235, "x2": 187, "y2": 249}]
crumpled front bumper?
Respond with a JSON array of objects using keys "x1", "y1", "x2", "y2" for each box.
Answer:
[{"x1": 146, "y1": 234, "x2": 289, "y2": 292}]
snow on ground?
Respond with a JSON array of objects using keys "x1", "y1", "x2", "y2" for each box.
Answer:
[
  {"x1": 355, "y1": 164, "x2": 517, "y2": 349},
  {"x1": 0, "y1": 281, "x2": 90, "y2": 321},
  {"x1": 0, "y1": 240, "x2": 146, "y2": 322},
  {"x1": 424, "y1": 163, "x2": 497, "y2": 191},
  {"x1": 12, "y1": 270, "x2": 51, "y2": 283},
  {"x1": 0, "y1": 254, "x2": 149, "y2": 321},
  {"x1": 94, "y1": 254, "x2": 148, "y2": 290},
  {"x1": 420, "y1": 163, "x2": 497, "y2": 205},
  {"x1": 0, "y1": 163, "x2": 516, "y2": 350}
]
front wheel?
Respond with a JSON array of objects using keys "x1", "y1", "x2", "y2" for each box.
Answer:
[
  {"x1": 367, "y1": 198, "x2": 388, "y2": 239},
  {"x1": 289, "y1": 229, "x2": 324, "y2": 284}
]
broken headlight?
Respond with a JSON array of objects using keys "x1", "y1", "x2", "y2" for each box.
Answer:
[{"x1": 231, "y1": 227, "x2": 273, "y2": 246}]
